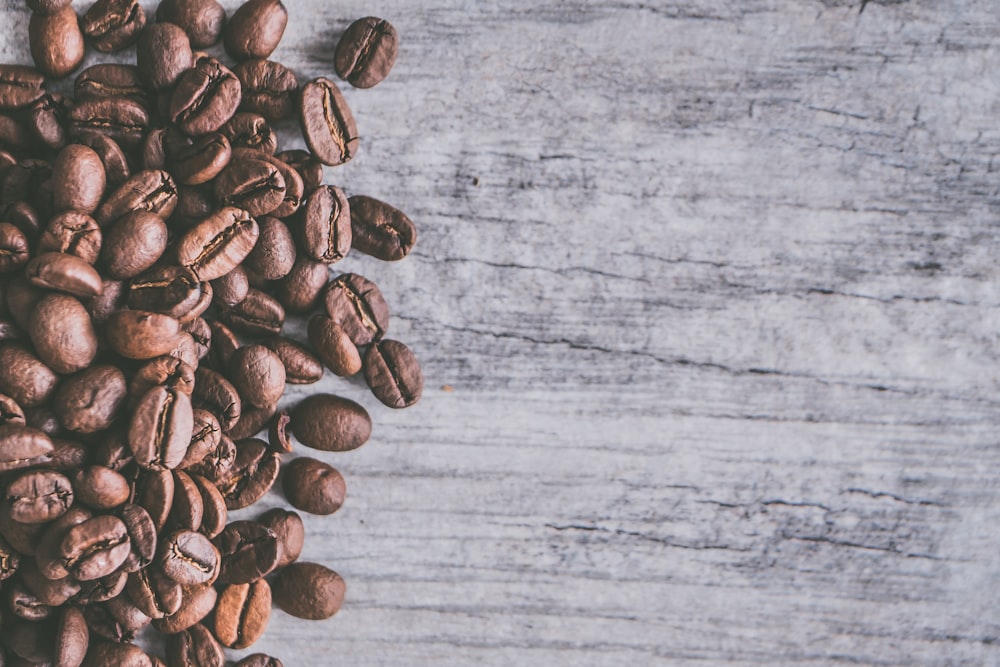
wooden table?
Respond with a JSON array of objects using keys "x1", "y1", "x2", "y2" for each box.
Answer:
[{"x1": 4, "y1": 0, "x2": 1000, "y2": 664}]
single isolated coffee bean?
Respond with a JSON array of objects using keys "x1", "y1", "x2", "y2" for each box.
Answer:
[
  {"x1": 29, "y1": 6, "x2": 86, "y2": 79},
  {"x1": 53, "y1": 364, "x2": 127, "y2": 433},
  {"x1": 243, "y1": 215, "x2": 295, "y2": 280},
  {"x1": 237, "y1": 655, "x2": 285, "y2": 667},
  {"x1": 364, "y1": 339, "x2": 425, "y2": 408},
  {"x1": 105, "y1": 310, "x2": 183, "y2": 360},
  {"x1": 82, "y1": 0, "x2": 147, "y2": 53},
  {"x1": 291, "y1": 394, "x2": 371, "y2": 452},
  {"x1": 349, "y1": 195, "x2": 417, "y2": 261},
  {"x1": 0, "y1": 424, "x2": 54, "y2": 472},
  {"x1": 300, "y1": 78, "x2": 359, "y2": 167},
  {"x1": 283, "y1": 457, "x2": 346, "y2": 516},
  {"x1": 223, "y1": 287, "x2": 285, "y2": 336},
  {"x1": 216, "y1": 438, "x2": 280, "y2": 510},
  {"x1": 73, "y1": 465, "x2": 131, "y2": 511},
  {"x1": 262, "y1": 336, "x2": 324, "y2": 384},
  {"x1": 272, "y1": 562, "x2": 345, "y2": 620},
  {"x1": 225, "y1": 0, "x2": 289, "y2": 61},
  {"x1": 100, "y1": 211, "x2": 169, "y2": 279},
  {"x1": 129, "y1": 386, "x2": 194, "y2": 470},
  {"x1": 335, "y1": 17, "x2": 399, "y2": 89},
  {"x1": 59, "y1": 514, "x2": 131, "y2": 581},
  {"x1": 213, "y1": 157, "x2": 286, "y2": 217},
  {"x1": 220, "y1": 111, "x2": 277, "y2": 154},
  {"x1": 95, "y1": 169, "x2": 178, "y2": 228},
  {"x1": 171, "y1": 133, "x2": 232, "y2": 185},
  {"x1": 28, "y1": 293, "x2": 99, "y2": 374},
  {"x1": 55, "y1": 605, "x2": 90, "y2": 667},
  {"x1": 26, "y1": 252, "x2": 103, "y2": 298},
  {"x1": 0, "y1": 222, "x2": 30, "y2": 274},
  {"x1": 157, "y1": 0, "x2": 227, "y2": 48},
  {"x1": 117, "y1": 503, "x2": 157, "y2": 572}
]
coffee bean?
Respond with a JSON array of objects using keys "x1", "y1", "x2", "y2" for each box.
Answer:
[
  {"x1": 228, "y1": 344, "x2": 285, "y2": 409},
  {"x1": 0, "y1": 65, "x2": 45, "y2": 110},
  {"x1": 223, "y1": 287, "x2": 285, "y2": 336},
  {"x1": 181, "y1": 409, "x2": 221, "y2": 469},
  {"x1": 0, "y1": 223, "x2": 30, "y2": 274},
  {"x1": 192, "y1": 367, "x2": 242, "y2": 431},
  {"x1": 308, "y1": 314, "x2": 361, "y2": 377},
  {"x1": 55, "y1": 606, "x2": 89, "y2": 667},
  {"x1": 82, "y1": 641, "x2": 152, "y2": 667},
  {"x1": 170, "y1": 57, "x2": 242, "y2": 136},
  {"x1": 28, "y1": 91, "x2": 73, "y2": 150},
  {"x1": 167, "y1": 622, "x2": 225, "y2": 667},
  {"x1": 290, "y1": 394, "x2": 371, "y2": 452},
  {"x1": 214, "y1": 157, "x2": 286, "y2": 217},
  {"x1": 28, "y1": 293, "x2": 99, "y2": 374},
  {"x1": 100, "y1": 211, "x2": 168, "y2": 279},
  {"x1": 276, "y1": 149, "x2": 323, "y2": 193},
  {"x1": 53, "y1": 364, "x2": 127, "y2": 433},
  {"x1": 0, "y1": 394, "x2": 26, "y2": 427},
  {"x1": 234, "y1": 59, "x2": 298, "y2": 121},
  {"x1": 211, "y1": 266, "x2": 250, "y2": 307},
  {"x1": 50, "y1": 144, "x2": 106, "y2": 216},
  {"x1": 21, "y1": 559, "x2": 80, "y2": 606},
  {"x1": 177, "y1": 206, "x2": 260, "y2": 282},
  {"x1": 82, "y1": 0, "x2": 146, "y2": 53},
  {"x1": 302, "y1": 185, "x2": 351, "y2": 263},
  {"x1": 349, "y1": 194, "x2": 417, "y2": 261},
  {"x1": 323, "y1": 273, "x2": 389, "y2": 345},
  {"x1": 26, "y1": 252, "x2": 103, "y2": 298},
  {"x1": 262, "y1": 336, "x2": 323, "y2": 384},
  {"x1": 6, "y1": 278, "x2": 43, "y2": 331},
  {"x1": 283, "y1": 457, "x2": 345, "y2": 516},
  {"x1": 0, "y1": 502, "x2": 46, "y2": 554},
  {"x1": 133, "y1": 468, "x2": 175, "y2": 534},
  {"x1": 105, "y1": 310, "x2": 183, "y2": 360},
  {"x1": 188, "y1": 433, "x2": 235, "y2": 483},
  {"x1": 335, "y1": 17, "x2": 399, "y2": 89},
  {"x1": 7, "y1": 470, "x2": 72, "y2": 523},
  {"x1": 266, "y1": 409, "x2": 292, "y2": 453},
  {"x1": 193, "y1": 474, "x2": 227, "y2": 539},
  {"x1": 117, "y1": 502, "x2": 157, "y2": 572},
  {"x1": 95, "y1": 169, "x2": 178, "y2": 228},
  {"x1": 169, "y1": 469, "x2": 204, "y2": 533},
  {"x1": 73, "y1": 465, "x2": 131, "y2": 511},
  {"x1": 227, "y1": 402, "x2": 277, "y2": 441},
  {"x1": 299, "y1": 78, "x2": 359, "y2": 166},
  {"x1": 364, "y1": 339, "x2": 424, "y2": 408},
  {"x1": 272, "y1": 562, "x2": 345, "y2": 620},
  {"x1": 126, "y1": 566, "x2": 182, "y2": 619},
  {"x1": 274, "y1": 256, "x2": 328, "y2": 314},
  {"x1": 158, "y1": 529, "x2": 219, "y2": 586},
  {"x1": 137, "y1": 23, "x2": 194, "y2": 90},
  {"x1": 9, "y1": 577, "x2": 54, "y2": 620},
  {"x1": 237, "y1": 150, "x2": 301, "y2": 219},
  {"x1": 74, "y1": 63, "x2": 149, "y2": 105},
  {"x1": 236, "y1": 655, "x2": 285, "y2": 667},
  {"x1": 156, "y1": 0, "x2": 227, "y2": 48},
  {"x1": 225, "y1": 0, "x2": 288, "y2": 61},
  {"x1": 215, "y1": 579, "x2": 271, "y2": 649},
  {"x1": 49, "y1": 437, "x2": 89, "y2": 472},
  {"x1": 151, "y1": 582, "x2": 216, "y2": 635},
  {"x1": 171, "y1": 133, "x2": 232, "y2": 185},
  {"x1": 256, "y1": 507, "x2": 302, "y2": 569},
  {"x1": 217, "y1": 438, "x2": 280, "y2": 510},
  {"x1": 129, "y1": 386, "x2": 194, "y2": 471},
  {"x1": 70, "y1": 97, "x2": 151, "y2": 150},
  {"x1": 127, "y1": 265, "x2": 204, "y2": 321},
  {"x1": 75, "y1": 132, "x2": 131, "y2": 189},
  {"x1": 38, "y1": 212, "x2": 103, "y2": 265},
  {"x1": 220, "y1": 111, "x2": 277, "y2": 154},
  {"x1": 60, "y1": 514, "x2": 131, "y2": 580},
  {"x1": 212, "y1": 519, "x2": 278, "y2": 584},
  {"x1": 29, "y1": 6, "x2": 85, "y2": 79},
  {"x1": 34, "y1": 506, "x2": 91, "y2": 580},
  {"x1": 83, "y1": 599, "x2": 142, "y2": 641},
  {"x1": 182, "y1": 317, "x2": 212, "y2": 361}
]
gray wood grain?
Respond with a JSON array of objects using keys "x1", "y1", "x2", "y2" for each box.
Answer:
[{"x1": 3, "y1": 0, "x2": 1000, "y2": 664}]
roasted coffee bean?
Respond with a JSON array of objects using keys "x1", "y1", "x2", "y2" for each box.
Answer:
[
  {"x1": 91, "y1": 430, "x2": 134, "y2": 471},
  {"x1": 324, "y1": 273, "x2": 389, "y2": 345},
  {"x1": 73, "y1": 569, "x2": 128, "y2": 604},
  {"x1": 49, "y1": 437, "x2": 89, "y2": 472},
  {"x1": 129, "y1": 386, "x2": 194, "y2": 471},
  {"x1": 0, "y1": 502, "x2": 46, "y2": 554},
  {"x1": 177, "y1": 206, "x2": 260, "y2": 281},
  {"x1": 28, "y1": 92, "x2": 73, "y2": 150},
  {"x1": 86, "y1": 278, "x2": 126, "y2": 322},
  {"x1": 0, "y1": 394, "x2": 25, "y2": 427},
  {"x1": 181, "y1": 409, "x2": 221, "y2": 469},
  {"x1": 38, "y1": 213, "x2": 102, "y2": 264},
  {"x1": 7, "y1": 470, "x2": 72, "y2": 523},
  {"x1": 35, "y1": 506, "x2": 91, "y2": 580},
  {"x1": 83, "y1": 598, "x2": 140, "y2": 642},
  {"x1": 137, "y1": 23, "x2": 194, "y2": 91},
  {"x1": 133, "y1": 468, "x2": 175, "y2": 534},
  {"x1": 21, "y1": 560, "x2": 80, "y2": 606},
  {"x1": 276, "y1": 149, "x2": 323, "y2": 193},
  {"x1": 302, "y1": 185, "x2": 351, "y2": 264},
  {"x1": 193, "y1": 475, "x2": 227, "y2": 540},
  {"x1": 212, "y1": 520, "x2": 278, "y2": 584},
  {"x1": 308, "y1": 314, "x2": 361, "y2": 377},
  {"x1": 171, "y1": 133, "x2": 232, "y2": 185},
  {"x1": 231, "y1": 148, "x2": 303, "y2": 219},
  {"x1": 142, "y1": 126, "x2": 179, "y2": 170},
  {"x1": 0, "y1": 223, "x2": 30, "y2": 274},
  {"x1": 29, "y1": 6, "x2": 85, "y2": 79},
  {"x1": 206, "y1": 319, "x2": 240, "y2": 368},
  {"x1": 6, "y1": 278, "x2": 43, "y2": 331},
  {"x1": 127, "y1": 265, "x2": 204, "y2": 320},
  {"x1": 275, "y1": 256, "x2": 328, "y2": 314},
  {"x1": 273, "y1": 562, "x2": 345, "y2": 620},
  {"x1": 9, "y1": 576, "x2": 54, "y2": 620},
  {"x1": 167, "y1": 622, "x2": 225, "y2": 667},
  {"x1": 217, "y1": 438, "x2": 280, "y2": 510},
  {"x1": 24, "y1": 405, "x2": 61, "y2": 437},
  {"x1": 170, "y1": 57, "x2": 242, "y2": 136},
  {"x1": 53, "y1": 364, "x2": 127, "y2": 433},
  {"x1": 234, "y1": 59, "x2": 297, "y2": 121},
  {"x1": 192, "y1": 367, "x2": 242, "y2": 431},
  {"x1": 262, "y1": 336, "x2": 323, "y2": 384},
  {"x1": 226, "y1": 402, "x2": 276, "y2": 441},
  {"x1": 5, "y1": 616, "x2": 56, "y2": 659},
  {"x1": 215, "y1": 579, "x2": 270, "y2": 649},
  {"x1": 188, "y1": 433, "x2": 235, "y2": 483},
  {"x1": 60, "y1": 515, "x2": 131, "y2": 581},
  {"x1": 0, "y1": 65, "x2": 45, "y2": 110},
  {"x1": 236, "y1": 655, "x2": 285, "y2": 667},
  {"x1": 283, "y1": 457, "x2": 345, "y2": 515},
  {"x1": 335, "y1": 17, "x2": 399, "y2": 89},
  {"x1": 100, "y1": 212, "x2": 168, "y2": 279},
  {"x1": 256, "y1": 507, "x2": 302, "y2": 569},
  {"x1": 70, "y1": 97, "x2": 150, "y2": 150},
  {"x1": 267, "y1": 409, "x2": 292, "y2": 453},
  {"x1": 75, "y1": 63, "x2": 149, "y2": 105},
  {"x1": 55, "y1": 605, "x2": 89, "y2": 667},
  {"x1": 220, "y1": 112, "x2": 277, "y2": 154},
  {"x1": 82, "y1": 0, "x2": 146, "y2": 53},
  {"x1": 126, "y1": 566, "x2": 182, "y2": 619},
  {"x1": 228, "y1": 344, "x2": 285, "y2": 409},
  {"x1": 75, "y1": 132, "x2": 130, "y2": 189},
  {"x1": 169, "y1": 469, "x2": 203, "y2": 532},
  {"x1": 300, "y1": 78, "x2": 359, "y2": 166},
  {"x1": 214, "y1": 158, "x2": 285, "y2": 217},
  {"x1": 223, "y1": 287, "x2": 284, "y2": 336},
  {"x1": 82, "y1": 641, "x2": 152, "y2": 667},
  {"x1": 105, "y1": 310, "x2": 183, "y2": 360},
  {"x1": 158, "y1": 529, "x2": 219, "y2": 585},
  {"x1": 182, "y1": 317, "x2": 212, "y2": 360},
  {"x1": 130, "y1": 357, "x2": 196, "y2": 405},
  {"x1": 157, "y1": 0, "x2": 227, "y2": 48},
  {"x1": 349, "y1": 195, "x2": 417, "y2": 261},
  {"x1": 225, "y1": 0, "x2": 288, "y2": 61},
  {"x1": 107, "y1": 593, "x2": 154, "y2": 638},
  {"x1": 364, "y1": 339, "x2": 424, "y2": 408},
  {"x1": 152, "y1": 582, "x2": 216, "y2": 635},
  {"x1": 73, "y1": 466, "x2": 131, "y2": 511},
  {"x1": 95, "y1": 169, "x2": 178, "y2": 228},
  {"x1": 117, "y1": 503, "x2": 157, "y2": 572},
  {"x1": 211, "y1": 266, "x2": 250, "y2": 308},
  {"x1": 291, "y1": 393, "x2": 371, "y2": 452},
  {"x1": 26, "y1": 252, "x2": 103, "y2": 298},
  {"x1": 28, "y1": 293, "x2": 99, "y2": 374}
]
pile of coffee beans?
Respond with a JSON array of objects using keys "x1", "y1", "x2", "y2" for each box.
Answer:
[{"x1": 0, "y1": 0, "x2": 423, "y2": 664}]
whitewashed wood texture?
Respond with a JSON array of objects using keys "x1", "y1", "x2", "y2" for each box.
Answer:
[{"x1": 3, "y1": 0, "x2": 1000, "y2": 664}]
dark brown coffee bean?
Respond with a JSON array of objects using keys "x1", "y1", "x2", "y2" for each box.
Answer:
[
  {"x1": 159, "y1": 529, "x2": 219, "y2": 585},
  {"x1": 60, "y1": 514, "x2": 130, "y2": 580},
  {"x1": 127, "y1": 265, "x2": 204, "y2": 320},
  {"x1": 349, "y1": 195, "x2": 417, "y2": 261},
  {"x1": 84, "y1": 598, "x2": 143, "y2": 641},
  {"x1": 228, "y1": 344, "x2": 285, "y2": 409},
  {"x1": 302, "y1": 185, "x2": 351, "y2": 264},
  {"x1": 266, "y1": 409, "x2": 292, "y2": 453},
  {"x1": 300, "y1": 78, "x2": 359, "y2": 166},
  {"x1": 211, "y1": 267, "x2": 249, "y2": 308},
  {"x1": 177, "y1": 206, "x2": 260, "y2": 282},
  {"x1": 234, "y1": 149, "x2": 301, "y2": 219},
  {"x1": 234, "y1": 59, "x2": 297, "y2": 121},
  {"x1": 236, "y1": 655, "x2": 285, "y2": 667},
  {"x1": 225, "y1": 0, "x2": 288, "y2": 61},
  {"x1": 53, "y1": 364, "x2": 126, "y2": 433},
  {"x1": 29, "y1": 6, "x2": 85, "y2": 79},
  {"x1": 223, "y1": 287, "x2": 284, "y2": 336},
  {"x1": 214, "y1": 579, "x2": 270, "y2": 649},
  {"x1": 0, "y1": 223, "x2": 30, "y2": 274},
  {"x1": 181, "y1": 409, "x2": 221, "y2": 469},
  {"x1": 49, "y1": 437, "x2": 89, "y2": 472},
  {"x1": 262, "y1": 336, "x2": 323, "y2": 384},
  {"x1": 6, "y1": 470, "x2": 71, "y2": 524},
  {"x1": 365, "y1": 339, "x2": 424, "y2": 408},
  {"x1": 106, "y1": 310, "x2": 182, "y2": 359},
  {"x1": 84, "y1": 278, "x2": 124, "y2": 323},
  {"x1": 192, "y1": 367, "x2": 242, "y2": 432},
  {"x1": 0, "y1": 533, "x2": 20, "y2": 581},
  {"x1": 214, "y1": 158, "x2": 285, "y2": 218},
  {"x1": 130, "y1": 357, "x2": 196, "y2": 407},
  {"x1": 274, "y1": 256, "x2": 327, "y2": 314},
  {"x1": 142, "y1": 126, "x2": 182, "y2": 171},
  {"x1": 117, "y1": 503, "x2": 157, "y2": 572},
  {"x1": 256, "y1": 507, "x2": 302, "y2": 569},
  {"x1": 171, "y1": 133, "x2": 231, "y2": 185},
  {"x1": 28, "y1": 92, "x2": 73, "y2": 150},
  {"x1": 38, "y1": 212, "x2": 102, "y2": 264},
  {"x1": 55, "y1": 606, "x2": 89, "y2": 667},
  {"x1": 130, "y1": 386, "x2": 194, "y2": 471},
  {"x1": 82, "y1": 0, "x2": 146, "y2": 53},
  {"x1": 73, "y1": 465, "x2": 131, "y2": 511},
  {"x1": 276, "y1": 149, "x2": 323, "y2": 193},
  {"x1": 212, "y1": 520, "x2": 278, "y2": 585},
  {"x1": 0, "y1": 502, "x2": 46, "y2": 554},
  {"x1": 126, "y1": 566, "x2": 182, "y2": 619},
  {"x1": 95, "y1": 169, "x2": 178, "y2": 228},
  {"x1": 291, "y1": 393, "x2": 371, "y2": 452},
  {"x1": 0, "y1": 65, "x2": 45, "y2": 110},
  {"x1": 167, "y1": 622, "x2": 225, "y2": 667},
  {"x1": 217, "y1": 438, "x2": 279, "y2": 510},
  {"x1": 69, "y1": 97, "x2": 150, "y2": 150},
  {"x1": 308, "y1": 314, "x2": 361, "y2": 377},
  {"x1": 74, "y1": 63, "x2": 149, "y2": 105},
  {"x1": 324, "y1": 273, "x2": 389, "y2": 345},
  {"x1": 0, "y1": 113, "x2": 31, "y2": 152},
  {"x1": 21, "y1": 560, "x2": 78, "y2": 605},
  {"x1": 91, "y1": 429, "x2": 133, "y2": 472},
  {"x1": 152, "y1": 583, "x2": 216, "y2": 635},
  {"x1": 157, "y1": 0, "x2": 227, "y2": 48},
  {"x1": 26, "y1": 252, "x2": 103, "y2": 298},
  {"x1": 219, "y1": 111, "x2": 276, "y2": 154},
  {"x1": 75, "y1": 132, "x2": 130, "y2": 189},
  {"x1": 193, "y1": 475, "x2": 226, "y2": 540},
  {"x1": 100, "y1": 212, "x2": 168, "y2": 279},
  {"x1": 182, "y1": 317, "x2": 212, "y2": 361},
  {"x1": 137, "y1": 23, "x2": 194, "y2": 90},
  {"x1": 133, "y1": 468, "x2": 175, "y2": 534},
  {"x1": 28, "y1": 293, "x2": 99, "y2": 374},
  {"x1": 169, "y1": 469, "x2": 204, "y2": 534},
  {"x1": 188, "y1": 433, "x2": 235, "y2": 483},
  {"x1": 283, "y1": 457, "x2": 345, "y2": 515},
  {"x1": 206, "y1": 319, "x2": 240, "y2": 368},
  {"x1": 273, "y1": 562, "x2": 345, "y2": 620},
  {"x1": 227, "y1": 402, "x2": 277, "y2": 441},
  {"x1": 170, "y1": 57, "x2": 243, "y2": 136},
  {"x1": 9, "y1": 577, "x2": 54, "y2": 620},
  {"x1": 2, "y1": 201, "x2": 43, "y2": 241},
  {"x1": 34, "y1": 506, "x2": 91, "y2": 579},
  {"x1": 73, "y1": 569, "x2": 128, "y2": 604},
  {"x1": 335, "y1": 17, "x2": 399, "y2": 89},
  {"x1": 82, "y1": 642, "x2": 152, "y2": 667}
]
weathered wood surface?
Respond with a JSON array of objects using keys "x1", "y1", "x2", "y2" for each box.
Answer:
[{"x1": 4, "y1": 0, "x2": 1000, "y2": 664}]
